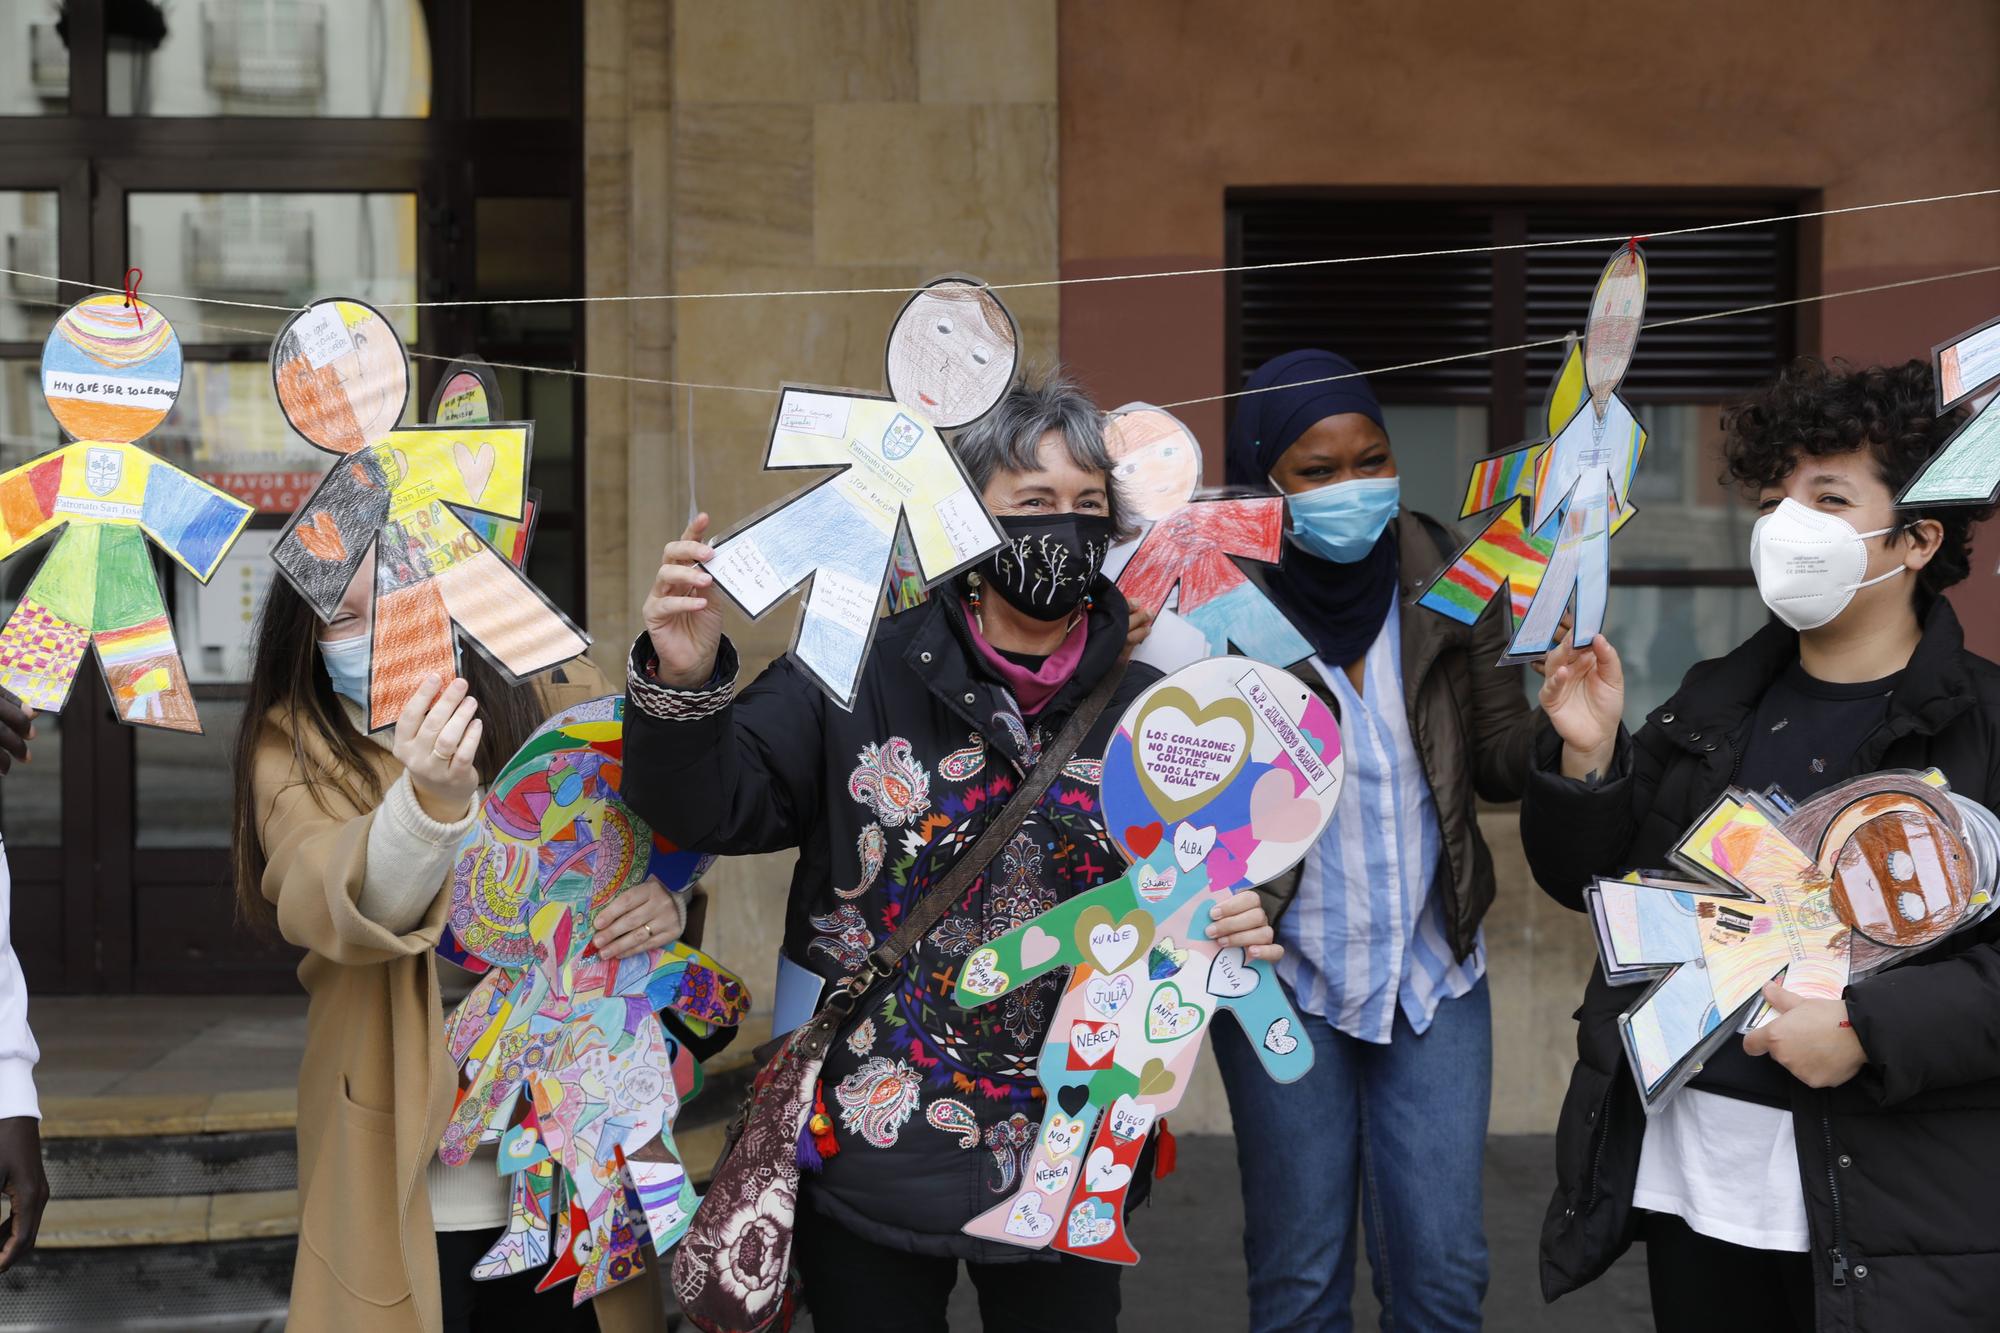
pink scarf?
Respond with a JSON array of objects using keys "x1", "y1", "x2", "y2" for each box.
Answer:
[{"x1": 961, "y1": 600, "x2": 1089, "y2": 717}]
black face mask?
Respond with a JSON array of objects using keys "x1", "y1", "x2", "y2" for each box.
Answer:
[{"x1": 976, "y1": 513, "x2": 1115, "y2": 622}]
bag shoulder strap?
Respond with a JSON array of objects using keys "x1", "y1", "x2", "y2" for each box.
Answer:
[{"x1": 810, "y1": 663, "x2": 1127, "y2": 1039}]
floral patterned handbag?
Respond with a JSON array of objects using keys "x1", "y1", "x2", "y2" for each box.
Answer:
[{"x1": 672, "y1": 667, "x2": 1125, "y2": 1333}]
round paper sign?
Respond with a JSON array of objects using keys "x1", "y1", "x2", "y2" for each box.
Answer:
[
  {"x1": 42, "y1": 294, "x2": 182, "y2": 442},
  {"x1": 1099, "y1": 657, "x2": 1343, "y2": 891}
]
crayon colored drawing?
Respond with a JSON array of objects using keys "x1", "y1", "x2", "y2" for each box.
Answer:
[
  {"x1": 269, "y1": 299, "x2": 588, "y2": 730},
  {"x1": 440, "y1": 695, "x2": 745, "y2": 1302},
  {"x1": 0, "y1": 298, "x2": 253, "y2": 733}
]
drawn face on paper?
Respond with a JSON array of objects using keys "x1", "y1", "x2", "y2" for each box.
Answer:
[
  {"x1": 885, "y1": 281, "x2": 1018, "y2": 430},
  {"x1": 84, "y1": 447, "x2": 124, "y2": 497},
  {"x1": 273, "y1": 301, "x2": 410, "y2": 456},
  {"x1": 1106, "y1": 408, "x2": 1202, "y2": 521}
]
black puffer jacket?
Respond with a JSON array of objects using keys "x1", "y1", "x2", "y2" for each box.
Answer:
[
  {"x1": 622, "y1": 583, "x2": 1157, "y2": 1259},
  {"x1": 1523, "y1": 597, "x2": 2000, "y2": 1331}
]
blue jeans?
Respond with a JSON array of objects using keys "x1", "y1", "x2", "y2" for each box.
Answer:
[{"x1": 1212, "y1": 977, "x2": 1492, "y2": 1333}]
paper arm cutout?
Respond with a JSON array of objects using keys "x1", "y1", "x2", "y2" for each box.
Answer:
[
  {"x1": 0, "y1": 296, "x2": 255, "y2": 732},
  {"x1": 705, "y1": 385, "x2": 1003, "y2": 707},
  {"x1": 268, "y1": 299, "x2": 588, "y2": 731},
  {"x1": 1899, "y1": 314, "x2": 2000, "y2": 506}
]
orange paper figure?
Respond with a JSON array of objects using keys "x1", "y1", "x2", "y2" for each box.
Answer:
[
  {"x1": 0, "y1": 295, "x2": 253, "y2": 732},
  {"x1": 1107, "y1": 404, "x2": 1310, "y2": 667},
  {"x1": 268, "y1": 299, "x2": 588, "y2": 730}
]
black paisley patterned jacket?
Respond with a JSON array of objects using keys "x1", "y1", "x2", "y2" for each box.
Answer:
[{"x1": 622, "y1": 580, "x2": 1158, "y2": 1258}]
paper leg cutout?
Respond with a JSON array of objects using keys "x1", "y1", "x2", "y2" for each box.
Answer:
[
  {"x1": 1417, "y1": 499, "x2": 1553, "y2": 629},
  {"x1": 963, "y1": 1088, "x2": 1105, "y2": 1251},
  {"x1": 93, "y1": 530, "x2": 201, "y2": 732},
  {"x1": 1181, "y1": 582, "x2": 1312, "y2": 667},
  {"x1": 0, "y1": 592, "x2": 89, "y2": 712},
  {"x1": 370, "y1": 575, "x2": 455, "y2": 731},
  {"x1": 1508, "y1": 501, "x2": 1580, "y2": 658},
  {"x1": 476, "y1": 1166, "x2": 556, "y2": 1279},
  {"x1": 1053, "y1": 1105, "x2": 1151, "y2": 1264},
  {"x1": 434, "y1": 548, "x2": 588, "y2": 678}
]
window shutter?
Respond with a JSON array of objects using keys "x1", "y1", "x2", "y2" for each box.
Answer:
[{"x1": 1232, "y1": 199, "x2": 1497, "y2": 401}]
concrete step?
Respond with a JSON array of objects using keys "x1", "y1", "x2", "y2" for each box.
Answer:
[{"x1": 0, "y1": 1238, "x2": 291, "y2": 1332}]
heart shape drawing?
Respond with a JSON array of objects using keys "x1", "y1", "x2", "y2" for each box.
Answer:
[
  {"x1": 1123, "y1": 821, "x2": 1164, "y2": 858},
  {"x1": 1134, "y1": 863, "x2": 1177, "y2": 904},
  {"x1": 1264, "y1": 1017, "x2": 1300, "y2": 1057},
  {"x1": 453, "y1": 439, "x2": 497, "y2": 500},
  {"x1": 296, "y1": 510, "x2": 348, "y2": 563},
  {"x1": 1021, "y1": 925, "x2": 1059, "y2": 969},
  {"x1": 1085, "y1": 1146, "x2": 1133, "y2": 1194},
  {"x1": 1110, "y1": 1091, "x2": 1161, "y2": 1140},
  {"x1": 1249, "y1": 767, "x2": 1324, "y2": 846},
  {"x1": 1145, "y1": 981, "x2": 1204, "y2": 1043},
  {"x1": 1206, "y1": 945, "x2": 1260, "y2": 999},
  {"x1": 1075, "y1": 906, "x2": 1154, "y2": 976},
  {"x1": 1135, "y1": 1061, "x2": 1176, "y2": 1100},
  {"x1": 1147, "y1": 937, "x2": 1189, "y2": 980},
  {"x1": 1068, "y1": 1020, "x2": 1118, "y2": 1069},
  {"x1": 1130, "y1": 687, "x2": 1255, "y2": 824},
  {"x1": 1057, "y1": 1084, "x2": 1090, "y2": 1117},
  {"x1": 1044, "y1": 1115, "x2": 1087, "y2": 1160},
  {"x1": 1065, "y1": 1198, "x2": 1117, "y2": 1249},
  {"x1": 959, "y1": 948, "x2": 1009, "y2": 1000},
  {"x1": 1005, "y1": 1193, "x2": 1055, "y2": 1239},
  {"x1": 1086, "y1": 973, "x2": 1134, "y2": 1019},
  {"x1": 1033, "y1": 1157, "x2": 1076, "y2": 1195},
  {"x1": 1172, "y1": 822, "x2": 1218, "y2": 872}
]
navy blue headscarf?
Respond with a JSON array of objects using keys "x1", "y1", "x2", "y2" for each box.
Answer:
[{"x1": 1225, "y1": 350, "x2": 1400, "y2": 667}]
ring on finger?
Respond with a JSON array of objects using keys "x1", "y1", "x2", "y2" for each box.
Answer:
[{"x1": 643, "y1": 923, "x2": 653, "y2": 938}]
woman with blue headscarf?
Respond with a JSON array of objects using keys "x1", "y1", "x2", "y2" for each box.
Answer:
[{"x1": 1213, "y1": 350, "x2": 1540, "y2": 1332}]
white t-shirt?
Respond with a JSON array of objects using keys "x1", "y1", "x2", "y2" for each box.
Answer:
[{"x1": 1632, "y1": 1088, "x2": 1810, "y2": 1251}]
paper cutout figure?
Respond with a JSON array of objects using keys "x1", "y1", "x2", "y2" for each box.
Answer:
[
  {"x1": 1107, "y1": 403, "x2": 1311, "y2": 667},
  {"x1": 267, "y1": 299, "x2": 588, "y2": 730},
  {"x1": 955, "y1": 657, "x2": 1344, "y2": 1264},
  {"x1": 705, "y1": 277, "x2": 1015, "y2": 708},
  {"x1": 0, "y1": 295, "x2": 253, "y2": 732},
  {"x1": 439, "y1": 694, "x2": 745, "y2": 1302},
  {"x1": 1899, "y1": 313, "x2": 2000, "y2": 506},
  {"x1": 1418, "y1": 246, "x2": 1653, "y2": 662},
  {"x1": 425, "y1": 355, "x2": 539, "y2": 568},
  {"x1": 1585, "y1": 770, "x2": 2000, "y2": 1112}
]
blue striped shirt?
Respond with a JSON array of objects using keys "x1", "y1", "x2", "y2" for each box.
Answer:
[{"x1": 1275, "y1": 607, "x2": 1485, "y2": 1043}]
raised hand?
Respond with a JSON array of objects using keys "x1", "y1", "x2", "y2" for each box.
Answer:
[
  {"x1": 642, "y1": 513, "x2": 723, "y2": 689},
  {"x1": 1539, "y1": 632, "x2": 1625, "y2": 781},
  {"x1": 392, "y1": 672, "x2": 483, "y2": 820},
  {"x1": 0, "y1": 1115, "x2": 46, "y2": 1271}
]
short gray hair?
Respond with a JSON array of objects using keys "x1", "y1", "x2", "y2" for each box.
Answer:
[{"x1": 952, "y1": 367, "x2": 1132, "y2": 539}]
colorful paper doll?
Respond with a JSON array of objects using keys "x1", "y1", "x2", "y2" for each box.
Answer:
[
  {"x1": 1898, "y1": 313, "x2": 2000, "y2": 506},
  {"x1": 267, "y1": 299, "x2": 588, "y2": 730},
  {"x1": 954, "y1": 656, "x2": 1344, "y2": 1264},
  {"x1": 0, "y1": 294, "x2": 253, "y2": 731},
  {"x1": 439, "y1": 695, "x2": 747, "y2": 1302},
  {"x1": 704, "y1": 276, "x2": 1013, "y2": 709},
  {"x1": 1107, "y1": 403, "x2": 1311, "y2": 667},
  {"x1": 1586, "y1": 769, "x2": 2000, "y2": 1112},
  {"x1": 1418, "y1": 245, "x2": 1652, "y2": 662}
]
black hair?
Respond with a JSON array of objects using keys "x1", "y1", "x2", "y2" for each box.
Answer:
[{"x1": 1720, "y1": 357, "x2": 1994, "y2": 600}]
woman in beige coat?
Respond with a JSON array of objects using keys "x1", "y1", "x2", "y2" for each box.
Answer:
[{"x1": 231, "y1": 559, "x2": 681, "y2": 1333}]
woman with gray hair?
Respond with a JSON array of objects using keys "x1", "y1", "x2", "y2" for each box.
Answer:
[{"x1": 619, "y1": 369, "x2": 1281, "y2": 1330}]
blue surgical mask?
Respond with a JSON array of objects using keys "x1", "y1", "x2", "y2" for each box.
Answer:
[
  {"x1": 1285, "y1": 476, "x2": 1401, "y2": 563},
  {"x1": 318, "y1": 634, "x2": 372, "y2": 709}
]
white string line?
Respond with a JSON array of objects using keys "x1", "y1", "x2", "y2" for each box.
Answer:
[
  {"x1": 9, "y1": 260, "x2": 1998, "y2": 408},
  {"x1": 1, "y1": 186, "x2": 1994, "y2": 313},
  {"x1": 1157, "y1": 263, "x2": 2000, "y2": 409}
]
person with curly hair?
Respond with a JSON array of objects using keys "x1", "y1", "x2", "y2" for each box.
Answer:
[{"x1": 1523, "y1": 357, "x2": 2000, "y2": 1332}]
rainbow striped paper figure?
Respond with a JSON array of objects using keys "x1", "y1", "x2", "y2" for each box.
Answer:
[
  {"x1": 0, "y1": 295, "x2": 253, "y2": 732},
  {"x1": 1418, "y1": 245, "x2": 1652, "y2": 663}
]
